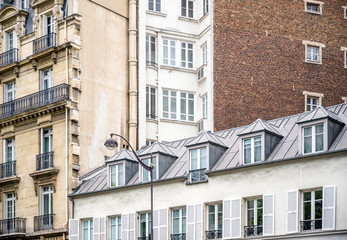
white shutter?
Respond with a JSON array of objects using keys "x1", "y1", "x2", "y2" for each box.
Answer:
[
  {"x1": 187, "y1": 205, "x2": 195, "y2": 240},
  {"x1": 5, "y1": 32, "x2": 9, "y2": 51},
  {"x1": 69, "y1": 219, "x2": 79, "y2": 240},
  {"x1": 40, "y1": 128, "x2": 44, "y2": 153},
  {"x1": 286, "y1": 191, "x2": 298, "y2": 233},
  {"x1": 230, "y1": 199, "x2": 241, "y2": 239},
  {"x1": 323, "y1": 186, "x2": 336, "y2": 230},
  {"x1": 159, "y1": 209, "x2": 168, "y2": 240},
  {"x1": 128, "y1": 213, "x2": 135, "y2": 240},
  {"x1": 3, "y1": 139, "x2": 7, "y2": 163},
  {"x1": 153, "y1": 210, "x2": 159, "y2": 240},
  {"x1": 42, "y1": 15, "x2": 48, "y2": 35},
  {"x1": 100, "y1": 217, "x2": 106, "y2": 240},
  {"x1": 195, "y1": 204, "x2": 203, "y2": 240},
  {"x1": 93, "y1": 217, "x2": 100, "y2": 240},
  {"x1": 121, "y1": 214, "x2": 128, "y2": 240},
  {"x1": 12, "y1": 30, "x2": 17, "y2": 49},
  {"x1": 263, "y1": 194, "x2": 274, "y2": 236},
  {"x1": 223, "y1": 200, "x2": 231, "y2": 239},
  {"x1": 4, "y1": 83, "x2": 8, "y2": 103}
]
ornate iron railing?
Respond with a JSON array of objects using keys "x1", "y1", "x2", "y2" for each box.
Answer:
[
  {"x1": 186, "y1": 168, "x2": 207, "y2": 184},
  {"x1": 0, "y1": 48, "x2": 18, "y2": 67},
  {"x1": 300, "y1": 219, "x2": 322, "y2": 231},
  {"x1": 36, "y1": 152, "x2": 54, "y2": 171},
  {"x1": 171, "y1": 233, "x2": 186, "y2": 240},
  {"x1": 0, "y1": 161, "x2": 16, "y2": 178},
  {"x1": 33, "y1": 33, "x2": 56, "y2": 54},
  {"x1": 34, "y1": 214, "x2": 54, "y2": 231},
  {"x1": 146, "y1": 61, "x2": 158, "y2": 67},
  {"x1": 0, "y1": 218, "x2": 26, "y2": 235},
  {"x1": 138, "y1": 236, "x2": 151, "y2": 240},
  {"x1": 0, "y1": 84, "x2": 69, "y2": 119},
  {"x1": 244, "y1": 225, "x2": 263, "y2": 237},
  {"x1": 206, "y1": 229, "x2": 222, "y2": 239}
]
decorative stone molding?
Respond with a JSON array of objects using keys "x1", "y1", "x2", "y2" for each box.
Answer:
[
  {"x1": 31, "y1": 59, "x2": 38, "y2": 70},
  {"x1": 51, "y1": 52, "x2": 57, "y2": 64},
  {"x1": 29, "y1": 168, "x2": 59, "y2": 196},
  {"x1": 0, "y1": 176, "x2": 21, "y2": 201},
  {"x1": 14, "y1": 66, "x2": 19, "y2": 78}
]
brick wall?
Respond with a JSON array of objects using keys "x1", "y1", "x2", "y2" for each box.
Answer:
[{"x1": 213, "y1": 0, "x2": 347, "y2": 131}]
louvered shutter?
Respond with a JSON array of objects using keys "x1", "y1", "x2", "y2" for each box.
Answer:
[
  {"x1": 286, "y1": 191, "x2": 298, "y2": 233},
  {"x1": 223, "y1": 200, "x2": 231, "y2": 239},
  {"x1": 100, "y1": 217, "x2": 106, "y2": 240},
  {"x1": 128, "y1": 213, "x2": 135, "y2": 240},
  {"x1": 153, "y1": 210, "x2": 159, "y2": 240},
  {"x1": 159, "y1": 209, "x2": 168, "y2": 240},
  {"x1": 230, "y1": 199, "x2": 241, "y2": 239},
  {"x1": 42, "y1": 15, "x2": 48, "y2": 35},
  {"x1": 69, "y1": 219, "x2": 79, "y2": 240},
  {"x1": 263, "y1": 194, "x2": 274, "y2": 236},
  {"x1": 323, "y1": 186, "x2": 336, "y2": 230},
  {"x1": 187, "y1": 205, "x2": 195, "y2": 239},
  {"x1": 195, "y1": 204, "x2": 203, "y2": 240},
  {"x1": 12, "y1": 30, "x2": 17, "y2": 49},
  {"x1": 121, "y1": 214, "x2": 128, "y2": 240},
  {"x1": 93, "y1": 217, "x2": 100, "y2": 240}
]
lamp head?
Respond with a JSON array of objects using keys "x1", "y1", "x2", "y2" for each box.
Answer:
[{"x1": 104, "y1": 135, "x2": 118, "y2": 150}]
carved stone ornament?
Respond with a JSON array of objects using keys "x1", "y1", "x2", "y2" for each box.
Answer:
[
  {"x1": 31, "y1": 59, "x2": 38, "y2": 71},
  {"x1": 33, "y1": 8, "x2": 39, "y2": 35}
]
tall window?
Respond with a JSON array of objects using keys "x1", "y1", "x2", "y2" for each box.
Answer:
[
  {"x1": 146, "y1": 35, "x2": 156, "y2": 66},
  {"x1": 306, "y1": 45, "x2": 319, "y2": 62},
  {"x1": 4, "y1": 81, "x2": 16, "y2": 103},
  {"x1": 3, "y1": 139, "x2": 15, "y2": 177},
  {"x1": 202, "y1": 95, "x2": 207, "y2": 119},
  {"x1": 20, "y1": 0, "x2": 27, "y2": 9},
  {"x1": 202, "y1": 44, "x2": 207, "y2": 65},
  {"x1": 43, "y1": 15, "x2": 55, "y2": 35},
  {"x1": 302, "y1": 190, "x2": 322, "y2": 230},
  {"x1": 148, "y1": 0, "x2": 161, "y2": 12},
  {"x1": 180, "y1": 42, "x2": 193, "y2": 69},
  {"x1": 40, "y1": 68, "x2": 53, "y2": 90},
  {"x1": 303, "y1": 124, "x2": 324, "y2": 154},
  {"x1": 139, "y1": 213, "x2": 151, "y2": 239},
  {"x1": 41, "y1": 185, "x2": 53, "y2": 227},
  {"x1": 82, "y1": 220, "x2": 94, "y2": 240},
  {"x1": 163, "y1": 39, "x2": 176, "y2": 66},
  {"x1": 5, "y1": 30, "x2": 17, "y2": 51},
  {"x1": 203, "y1": 0, "x2": 209, "y2": 15},
  {"x1": 110, "y1": 164, "x2": 124, "y2": 187},
  {"x1": 172, "y1": 208, "x2": 186, "y2": 238},
  {"x1": 180, "y1": 92, "x2": 194, "y2": 121},
  {"x1": 306, "y1": 97, "x2": 319, "y2": 111},
  {"x1": 142, "y1": 157, "x2": 157, "y2": 182},
  {"x1": 4, "y1": 193, "x2": 15, "y2": 220},
  {"x1": 163, "y1": 90, "x2": 194, "y2": 121},
  {"x1": 243, "y1": 136, "x2": 261, "y2": 164},
  {"x1": 190, "y1": 147, "x2": 206, "y2": 170},
  {"x1": 41, "y1": 128, "x2": 53, "y2": 154},
  {"x1": 146, "y1": 86, "x2": 156, "y2": 119},
  {"x1": 245, "y1": 198, "x2": 263, "y2": 237},
  {"x1": 206, "y1": 204, "x2": 222, "y2": 239},
  {"x1": 110, "y1": 216, "x2": 121, "y2": 240},
  {"x1": 163, "y1": 90, "x2": 177, "y2": 119},
  {"x1": 181, "y1": 0, "x2": 193, "y2": 18}
]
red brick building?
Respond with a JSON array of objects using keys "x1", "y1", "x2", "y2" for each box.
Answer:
[{"x1": 213, "y1": 0, "x2": 347, "y2": 130}]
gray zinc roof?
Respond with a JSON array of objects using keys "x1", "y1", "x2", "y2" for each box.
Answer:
[
  {"x1": 185, "y1": 131, "x2": 227, "y2": 148},
  {"x1": 297, "y1": 106, "x2": 344, "y2": 124},
  {"x1": 237, "y1": 118, "x2": 282, "y2": 137},
  {"x1": 138, "y1": 142, "x2": 177, "y2": 157},
  {"x1": 105, "y1": 149, "x2": 138, "y2": 163}
]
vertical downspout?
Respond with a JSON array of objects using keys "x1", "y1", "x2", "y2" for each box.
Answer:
[
  {"x1": 129, "y1": 0, "x2": 138, "y2": 149},
  {"x1": 210, "y1": 0, "x2": 214, "y2": 131},
  {"x1": 65, "y1": 18, "x2": 69, "y2": 226}
]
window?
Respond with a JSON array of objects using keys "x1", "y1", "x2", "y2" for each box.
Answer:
[
  {"x1": 342, "y1": 47, "x2": 347, "y2": 68},
  {"x1": 40, "y1": 68, "x2": 53, "y2": 90},
  {"x1": 40, "y1": 186, "x2": 53, "y2": 227},
  {"x1": 20, "y1": 0, "x2": 27, "y2": 9},
  {"x1": 303, "y1": 124, "x2": 324, "y2": 154},
  {"x1": 203, "y1": 0, "x2": 209, "y2": 15},
  {"x1": 148, "y1": 0, "x2": 161, "y2": 12},
  {"x1": 202, "y1": 95, "x2": 207, "y2": 119},
  {"x1": 146, "y1": 140, "x2": 156, "y2": 146},
  {"x1": 110, "y1": 216, "x2": 121, "y2": 240},
  {"x1": 146, "y1": 35, "x2": 156, "y2": 66},
  {"x1": 4, "y1": 81, "x2": 16, "y2": 103},
  {"x1": 303, "y1": 91, "x2": 323, "y2": 111},
  {"x1": 301, "y1": 190, "x2": 322, "y2": 231},
  {"x1": 303, "y1": 40, "x2": 325, "y2": 64},
  {"x1": 190, "y1": 147, "x2": 206, "y2": 170},
  {"x1": 5, "y1": 30, "x2": 17, "y2": 51},
  {"x1": 304, "y1": 0, "x2": 323, "y2": 14},
  {"x1": 206, "y1": 204, "x2": 222, "y2": 239},
  {"x1": 163, "y1": 89, "x2": 194, "y2": 121},
  {"x1": 243, "y1": 136, "x2": 261, "y2": 164},
  {"x1": 82, "y1": 220, "x2": 94, "y2": 240},
  {"x1": 3, "y1": 139, "x2": 15, "y2": 177},
  {"x1": 181, "y1": 0, "x2": 194, "y2": 18},
  {"x1": 306, "y1": 45, "x2": 319, "y2": 62},
  {"x1": 172, "y1": 208, "x2": 186, "y2": 238},
  {"x1": 4, "y1": 192, "x2": 15, "y2": 220},
  {"x1": 202, "y1": 44, "x2": 207, "y2": 65},
  {"x1": 139, "y1": 213, "x2": 151, "y2": 239},
  {"x1": 343, "y1": 6, "x2": 347, "y2": 19},
  {"x1": 245, "y1": 198, "x2": 263, "y2": 237},
  {"x1": 110, "y1": 164, "x2": 124, "y2": 187},
  {"x1": 163, "y1": 39, "x2": 176, "y2": 66},
  {"x1": 142, "y1": 157, "x2": 157, "y2": 182},
  {"x1": 146, "y1": 86, "x2": 156, "y2": 119},
  {"x1": 43, "y1": 15, "x2": 55, "y2": 35},
  {"x1": 41, "y1": 128, "x2": 53, "y2": 154},
  {"x1": 180, "y1": 42, "x2": 193, "y2": 69}
]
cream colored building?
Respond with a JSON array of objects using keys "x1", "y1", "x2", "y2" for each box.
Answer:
[
  {"x1": 69, "y1": 104, "x2": 347, "y2": 240},
  {"x1": 0, "y1": 0, "x2": 135, "y2": 239}
]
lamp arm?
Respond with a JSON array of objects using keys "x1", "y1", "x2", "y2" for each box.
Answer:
[{"x1": 110, "y1": 133, "x2": 153, "y2": 171}]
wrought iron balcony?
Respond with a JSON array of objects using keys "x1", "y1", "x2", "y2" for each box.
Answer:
[
  {"x1": 171, "y1": 233, "x2": 186, "y2": 240},
  {"x1": 138, "y1": 236, "x2": 151, "y2": 240},
  {"x1": 0, "y1": 84, "x2": 69, "y2": 120},
  {"x1": 146, "y1": 61, "x2": 158, "y2": 68},
  {"x1": 0, "y1": 161, "x2": 16, "y2": 179},
  {"x1": 0, "y1": 48, "x2": 18, "y2": 67},
  {"x1": 186, "y1": 168, "x2": 208, "y2": 184},
  {"x1": 34, "y1": 214, "x2": 54, "y2": 231},
  {"x1": 300, "y1": 219, "x2": 322, "y2": 231},
  {"x1": 0, "y1": 218, "x2": 26, "y2": 235},
  {"x1": 206, "y1": 229, "x2": 222, "y2": 239},
  {"x1": 33, "y1": 33, "x2": 56, "y2": 54},
  {"x1": 244, "y1": 225, "x2": 263, "y2": 237},
  {"x1": 36, "y1": 152, "x2": 54, "y2": 171}
]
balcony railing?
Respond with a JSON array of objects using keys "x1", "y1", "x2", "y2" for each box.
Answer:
[
  {"x1": 186, "y1": 168, "x2": 208, "y2": 184},
  {"x1": 0, "y1": 48, "x2": 18, "y2": 68},
  {"x1": 34, "y1": 214, "x2": 54, "y2": 231},
  {"x1": 138, "y1": 236, "x2": 151, "y2": 240},
  {"x1": 244, "y1": 225, "x2": 263, "y2": 237},
  {"x1": 36, "y1": 152, "x2": 54, "y2": 171},
  {"x1": 300, "y1": 219, "x2": 322, "y2": 231},
  {"x1": 0, "y1": 84, "x2": 69, "y2": 120},
  {"x1": 206, "y1": 229, "x2": 222, "y2": 239},
  {"x1": 146, "y1": 61, "x2": 158, "y2": 68},
  {"x1": 171, "y1": 233, "x2": 186, "y2": 240},
  {"x1": 0, "y1": 218, "x2": 26, "y2": 235},
  {"x1": 33, "y1": 33, "x2": 56, "y2": 54},
  {"x1": 0, "y1": 161, "x2": 16, "y2": 179}
]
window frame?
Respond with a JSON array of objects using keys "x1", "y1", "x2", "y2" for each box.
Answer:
[
  {"x1": 202, "y1": 43, "x2": 207, "y2": 65},
  {"x1": 148, "y1": 0, "x2": 161, "y2": 12},
  {"x1": 244, "y1": 197, "x2": 263, "y2": 236},
  {"x1": 146, "y1": 34, "x2": 157, "y2": 67},
  {"x1": 181, "y1": 0, "x2": 194, "y2": 18},
  {"x1": 203, "y1": 0, "x2": 209, "y2": 16},
  {"x1": 301, "y1": 188, "x2": 323, "y2": 231},
  {"x1": 109, "y1": 163, "x2": 124, "y2": 187},
  {"x1": 303, "y1": 0, "x2": 323, "y2": 15},
  {"x1": 298, "y1": 119, "x2": 327, "y2": 155},
  {"x1": 4, "y1": 192, "x2": 15, "y2": 219},
  {"x1": 241, "y1": 134, "x2": 263, "y2": 165},
  {"x1": 40, "y1": 67, "x2": 53, "y2": 90},
  {"x1": 172, "y1": 207, "x2": 186, "y2": 235},
  {"x1": 303, "y1": 91, "x2": 323, "y2": 112},
  {"x1": 302, "y1": 40, "x2": 325, "y2": 64},
  {"x1": 341, "y1": 47, "x2": 347, "y2": 69},
  {"x1": 146, "y1": 86, "x2": 157, "y2": 119},
  {"x1": 4, "y1": 81, "x2": 16, "y2": 103},
  {"x1": 139, "y1": 212, "x2": 151, "y2": 238},
  {"x1": 82, "y1": 219, "x2": 94, "y2": 240},
  {"x1": 3, "y1": 138, "x2": 15, "y2": 163},
  {"x1": 201, "y1": 94, "x2": 208, "y2": 119},
  {"x1": 110, "y1": 216, "x2": 122, "y2": 240},
  {"x1": 302, "y1": 124, "x2": 324, "y2": 154},
  {"x1": 189, "y1": 146, "x2": 207, "y2": 171},
  {"x1": 141, "y1": 156, "x2": 158, "y2": 182},
  {"x1": 162, "y1": 39, "x2": 176, "y2": 67},
  {"x1": 343, "y1": 6, "x2": 347, "y2": 19},
  {"x1": 206, "y1": 203, "x2": 222, "y2": 231},
  {"x1": 180, "y1": 41, "x2": 194, "y2": 69},
  {"x1": 162, "y1": 89, "x2": 195, "y2": 122},
  {"x1": 40, "y1": 185, "x2": 53, "y2": 215},
  {"x1": 41, "y1": 128, "x2": 53, "y2": 154}
]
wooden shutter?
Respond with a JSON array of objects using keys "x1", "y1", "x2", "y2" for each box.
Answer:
[
  {"x1": 93, "y1": 217, "x2": 100, "y2": 240},
  {"x1": 128, "y1": 213, "x2": 135, "y2": 240},
  {"x1": 153, "y1": 209, "x2": 168, "y2": 240},
  {"x1": 286, "y1": 191, "x2": 298, "y2": 233},
  {"x1": 100, "y1": 217, "x2": 106, "y2": 240},
  {"x1": 42, "y1": 15, "x2": 48, "y2": 35},
  {"x1": 69, "y1": 219, "x2": 79, "y2": 240},
  {"x1": 4, "y1": 83, "x2": 8, "y2": 103},
  {"x1": 121, "y1": 214, "x2": 128, "y2": 240},
  {"x1": 263, "y1": 194, "x2": 274, "y2": 236},
  {"x1": 223, "y1": 200, "x2": 231, "y2": 239},
  {"x1": 323, "y1": 186, "x2": 336, "y2": 230},
  {"x1": 153, "y1": 210, "x2": 159, "y2": 240},
  {"x1": 195, "y1": 204, "x2": 203, "y2": 240},
  {"x1": 230, "y1": 199, "x2": 241, "y2": 239},
  {"x1": 187, "y1": 205, "x2": 195, "y2": 240}
]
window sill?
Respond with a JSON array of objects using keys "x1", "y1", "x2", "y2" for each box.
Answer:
[
  {"x1": 304, "y1": 60, "x2": 322, "y2": 65},
  {"x1": 178, "y1": 16, "x2": 199, "y2": 23},
  {"x1": 199, "y1": 12, "x2": 209, "y2": 22},
  {"x1": 160, "y1": 65, "x2": 196, "y2": 73},
  {"x1": 146, "y1": 10, "x2": 167, "y2": 17},
  {"x1": 146, "y1": 118, "x2": 158, "y2": 123},
  {"x1": 304, "y1": 10, "x2": 322, "y2": 15},
  {"x1": 146, "y1": 64, "x2": 158, "y2": 70},
  {"x1": 160, "y1": 118, "x2": 197, "y2": 126}
]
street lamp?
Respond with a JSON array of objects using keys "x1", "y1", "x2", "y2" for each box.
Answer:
[{"x1": 104, "y1": 133, "x2": 154, "y2": 240}]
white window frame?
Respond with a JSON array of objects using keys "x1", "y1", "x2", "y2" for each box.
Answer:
[
  {"x1": 139, "y1": 212, "x2": 151, "y2": 238},
  {"x1": 141, "y1": 156, "x2": 157, "y2": 182},
  {"x1": 303, "y1": 91, "x2": 323, "y2": 112},
  {"x1": 245, "y1": 198, "x2": 263, "y2": 234},
  {"x1": 82, "y1": 219, "x2": 94, "y2": 240},
  {"x1": 303, "y1": 0, "x2": 323, "y2": 15},
  {"x1": 303, "y1": 40, "x2": 325, "y2": 64},
  {"x1": 5, "y1": 30, "x2": 17, "y2": 51},
  {"x1": 343, "y1": 6, "x2": 347, "y2": 19},
  {"x1": 301, "y1": 189, "x2": 323, "y2": 231},
  {"x1": 40, "y1": 185, "x2": 53, "y2": 215},
  {"x1": 3, "y1": 138, "x2": 15, "y2": 163},
  {"x1": 42, "y1": 14, "x2": 55, "y2": 36},
  {"x1": 202, "y1": 43, "x2": 207, "y2": 65},
  {"x1": 302, "y1": 124, "x2": 324, "y2": 154},
  {"x1": 180, "y1": 42, "x2": 194, "y2": 69},
  {"x1": 109, "y1": 163, "x2": 124, "y2": 187},
  {"x1": 148, "y1": 0, "x2": 161, "y2": 12},
  {"x1": 162, "y1": 89, "x2": 195, "y2": 122},
  {"x1": 146, "y1": 35, "x2": 157, "y2": 66},
  {"x1": 203, "y1": 0, "x2": 209, "y2": 16},
  {"x1": 207, "y1": 203, "x2": 222, "y2": 231},
  {"x1": 41, "y1": 128, "x2": 53, "y2": 154},
  {"x1": 4, "y1": 81, "x2": 16, "y2": 103},
  {"x1": 172, "y1": 208, "x2": 186, "y2": 235},
  {"x1": 201, "y1": 94, "x2": 207, "y2": 119},
  {"x1": 40, "y1": 68, "x2": 53, "y2": 90},
  {"x1": 146, "y1": 86, "x2": 157, "y2": 119},
  {"x1": 181, "y1": 0, "x2": 194, "y2": 18},
  {"x1": 4, "y1": 192, "x2": 15, "y2": 219},
  {"x1": 162, "y1": 39, "x2": 176, "y2": 67},
  {"x1": 242, "y1": 135, "x2": 262, "y2": 164},
  {"x1": 145, "y1": 139, "x2": 156, "y2": 146},
  {"x1": 341, "y1": 47, "x2": 347, "y2": 69},
  {"x1": 110, "y1": 216, "x2": 122, "y2": 240},
  {"x1": 190, "y1": 147, "x2": 207, "y2": 171},
  {"x1": 342, "y1": 97, "x2": 347, "y2": 103}
]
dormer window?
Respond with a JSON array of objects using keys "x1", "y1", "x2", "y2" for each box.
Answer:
[
  {"x1": 142, "y1": 157, "x2": 157, "y2": 182},
  {"x1": 303, "y1": 124, "x2": 323, "y2": 154},
  {"x1": 110, "y1": 163, "x2": 124, "y2": 187},
  {"x1": 190, "y1": 147, "x2": 206, "y2": 170},
  {"x1": 243, "y1": 136, "x2": 261, "y2": 164}
]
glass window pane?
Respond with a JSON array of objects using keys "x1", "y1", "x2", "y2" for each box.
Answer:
[{"x1": 304, "y1": 136, "x2": 312, "y2": 154}]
